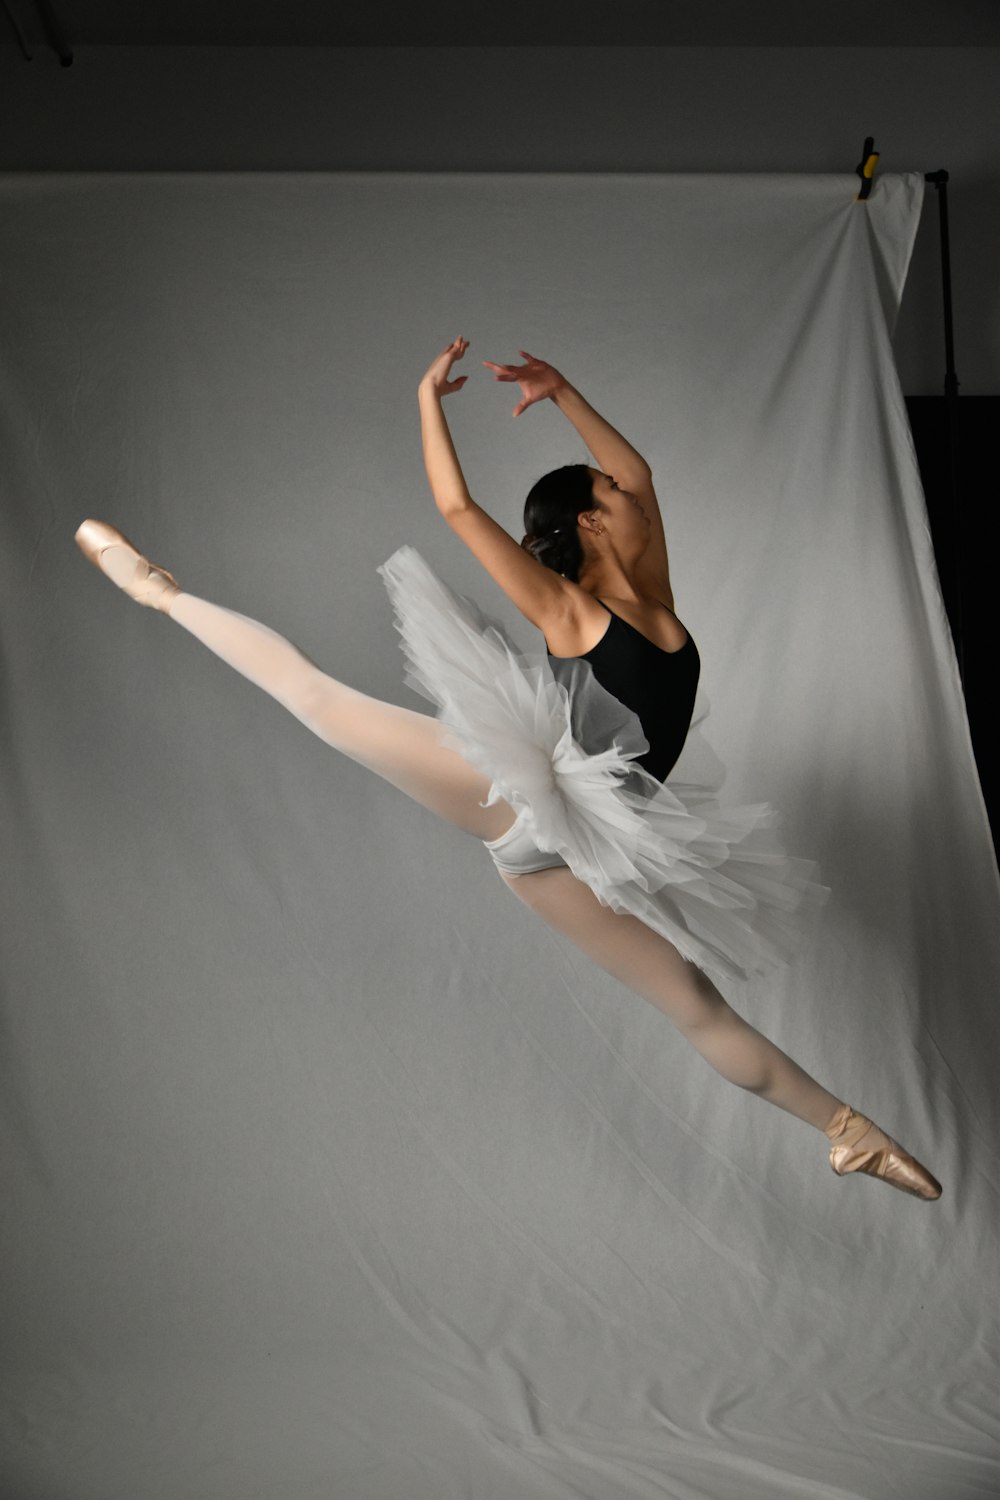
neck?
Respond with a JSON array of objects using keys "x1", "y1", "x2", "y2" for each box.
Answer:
[{"x1": 577, "y1": 550, "x2": 642, "y2": 601}]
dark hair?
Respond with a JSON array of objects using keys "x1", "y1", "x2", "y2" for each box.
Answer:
[{"x1": 520, "y1": 464, "x2": 596, "y2": 582}]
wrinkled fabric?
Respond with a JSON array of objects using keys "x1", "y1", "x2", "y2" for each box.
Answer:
[{"x1": 2, "y1": 170, "x2": 997, "y2": 1500}]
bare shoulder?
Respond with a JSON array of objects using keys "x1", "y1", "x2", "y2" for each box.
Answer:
[{"x1": 546, "y1": 576, "x2": 687, "y2": 657}]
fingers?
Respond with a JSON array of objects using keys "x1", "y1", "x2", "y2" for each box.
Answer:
[{"x1": 481, "y1": 352, "x2": 539, "y2": 391}]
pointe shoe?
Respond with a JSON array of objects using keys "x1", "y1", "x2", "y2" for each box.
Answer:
[
  {"x1": 75, "y1": 519, "x2": 181, "y2": 613},
  {"x1": 824, "y1": 1104, "x2": 942, "y2": 1201}
]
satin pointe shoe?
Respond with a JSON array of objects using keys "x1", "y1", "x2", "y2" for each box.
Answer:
[
  {"x1": 75, "y1": 519, "x2": 181, "y2": 613},
  {"x1": 824, "y1": 1103, "x2": 942, "y2": 1201}
]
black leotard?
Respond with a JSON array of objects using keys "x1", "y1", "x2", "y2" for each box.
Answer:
[{"x1": 549, "y1": 603, "x2": 701, "y2": 783}]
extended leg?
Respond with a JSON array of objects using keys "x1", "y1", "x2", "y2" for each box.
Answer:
[
  {"x1": 499, "y1": 865, "x2": 943, "y2": 1199},
  {"x1": 75, "y1": 518, "x2": 515, "y2": 837},
  {"x1": 165, "y1": 590, "x2": 517, "y2": 840},
  {"x1": 499, "y1": 865, "x2": 843, "y2": 1130}
]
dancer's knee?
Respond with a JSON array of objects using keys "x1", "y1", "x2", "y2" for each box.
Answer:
[
  {"x1": 672, "y1": 963, "x2": 731, "y2": 1036},
  {"x1": 267, "y1": 662, "x2": 340, "y2": 733},
  {"x1": 686, "y1": 960, "x2": 723, "y2": 1003}
]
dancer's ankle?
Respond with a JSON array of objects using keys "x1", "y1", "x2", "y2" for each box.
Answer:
[
  {"x1": 822, "y1": 1101, "x2": 854, "y2": 1140},
  {"x1": 823, "y1": 1105, "x2": 894, "y2": 1155}
]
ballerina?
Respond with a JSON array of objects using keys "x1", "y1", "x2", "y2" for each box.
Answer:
[{"x1": 75, "y1": 336, "x2": 941, "y2": 1201}]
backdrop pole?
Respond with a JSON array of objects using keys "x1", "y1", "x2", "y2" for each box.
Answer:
[{"x1": 924, "y1": 169, "x2": 964, "y2": 688}]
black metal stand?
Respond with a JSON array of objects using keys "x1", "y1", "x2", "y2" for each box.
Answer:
[{"x1": 924, "y1": 169, "x2": 965, "y2": 687}]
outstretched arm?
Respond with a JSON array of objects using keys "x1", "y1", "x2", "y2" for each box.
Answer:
[
  {"x1": 486, "y1": 351, "x2": 673, "y2": 604},
  {"x1": 418, "y1": 368, "x2": 474, "y2": 513},
  {"x1": 551, "y1": 381, "x2": 651, "y2": 487},
  {"x1": 550, "y1": 379, "x2": 672, "y2": 605},
  {"x1": 417, "y1": 338, "x2": 574, "y2": 631}
]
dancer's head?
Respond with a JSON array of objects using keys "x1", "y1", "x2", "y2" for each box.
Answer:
[{"x1": 521, "y1": 465, "x2": 650, "y2": 583}]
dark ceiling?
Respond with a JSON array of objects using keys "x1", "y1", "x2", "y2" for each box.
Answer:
[{"x1": 3, "y1": 0, "x2": 1000, "y2": 48}]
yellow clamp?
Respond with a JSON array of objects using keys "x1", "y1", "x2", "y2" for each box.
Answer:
[{"x1": 855, "y1": 137, "x2": 879, "y2": 201}]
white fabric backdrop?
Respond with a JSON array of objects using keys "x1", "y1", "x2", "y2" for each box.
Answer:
[{"x1": 1, "y1": 172, "x2": 997, "y2": 1500}]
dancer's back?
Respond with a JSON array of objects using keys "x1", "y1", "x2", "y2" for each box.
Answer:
[{"x1": 546, "y1": 600, "x2": 701, "y2": 782}]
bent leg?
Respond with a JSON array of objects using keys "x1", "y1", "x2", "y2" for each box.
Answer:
[
  {"x1": 167, "y1": 591, "x2": 516, "y2": 841},
  {"x1": 500, "y1": 865, "x2": 843, "y2": 1132}
]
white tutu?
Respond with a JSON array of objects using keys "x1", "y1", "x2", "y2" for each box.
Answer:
[{"x1": 378, "y1": 545, "x2": 829, "y2": 986}]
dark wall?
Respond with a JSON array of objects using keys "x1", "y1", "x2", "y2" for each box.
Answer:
[{"x1": 2, "y1": 44, "x2": 998, "y2": 395}]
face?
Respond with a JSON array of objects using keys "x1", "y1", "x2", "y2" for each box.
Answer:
[{"x1": 585, "y1": 469, "x2": 651, "y2": 550}]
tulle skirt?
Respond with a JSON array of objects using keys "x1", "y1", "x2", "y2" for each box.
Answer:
[{"x1": 378, "y1": 545, "x2": 829, "y2": 987}]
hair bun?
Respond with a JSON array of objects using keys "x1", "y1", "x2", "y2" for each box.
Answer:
[
  {"x1": 525, "y1": 533, "x2": 558, "y2": 560},
  {"x1": 522, "y1": 463, "x2": 590, "y2": 584}
]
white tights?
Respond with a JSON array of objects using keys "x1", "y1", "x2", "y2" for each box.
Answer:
[
  {"x1": 170, "y1": 591, "x2": 518, "y2": 841},
  {"x1": 167, "y1": 588, "x2": 845, "y2": 1136}
]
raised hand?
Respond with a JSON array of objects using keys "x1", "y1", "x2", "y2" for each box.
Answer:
[
  {"x1": 482, "y1": 349, "x2": 567, "y2": 418},
  {"x1": 419, "y1": 337, "x2": 471, "y2": 398}
]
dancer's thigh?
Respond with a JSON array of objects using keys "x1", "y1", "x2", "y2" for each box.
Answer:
[
  {"x1": 499, "y1": 866, "x2": 725, "y2": 1035},
  {"x1": 168, "y1": 590, "x2": 516, "y2": 841},
  {"x1": 301, "y1": 676, "x2": 517, "y2": 842}
]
